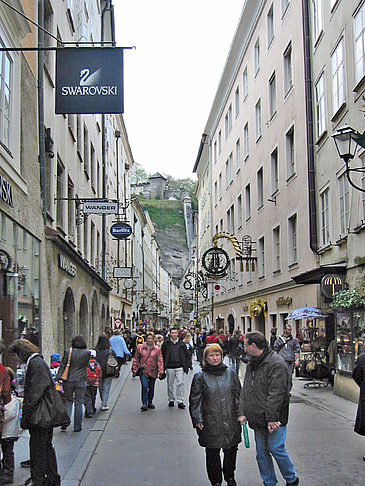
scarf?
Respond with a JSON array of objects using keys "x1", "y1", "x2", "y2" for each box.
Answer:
[
  {"x1": 202, "y1": 362, "x2": 227, "y2": 376},
  {"x1": 249, "y1": 347, "x2": 270, "y2": 371}
]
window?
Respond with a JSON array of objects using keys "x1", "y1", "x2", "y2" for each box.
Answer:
[
  {"x1": 56, "y1": 159, "x2": 65, "y2": 229},
  {"x1": 258, "y1": 236, "x2": 265, "y2": 278},
  {"x1": 225, "y1": 160, "x2": 230, "y2": 188},
  {"x1": 355, "y1": 3, "x2": 365, "y2": 84},
  {"x1": 237, "y1": 194, "x2": 242, "y2": 228},
  {"x1": 235, "y1": 87, "x2": 240, "y2": 118},
  {"x1": 338, "y1": 173, "x2": 350, "y2": 235},
  {"x1": 286, "y1": 126, "x2": 295, "y2": 179},
  {"x1": 228, "y1": 153, "x2": 233, "y2": 183},
  {"x1": 235, "y1": 139, "x2": 241, "y2": 171},
  {"x1": 288, "y1": 214, "x2": 298, "y2": 265},
  {"x1": 315, "y1": 73, "x2": 326, "y2": 137},
  {"x1": 269, "y1": 72, "x2": 277, "y2": 119},
  {"x1": 245, "y1": 183, "x2": 251, "y2": 221},
  {"x1": 90, "y1": 142, "x2": 96, "y2": 190},
  {"x1": 267, "y1": 4, "x2": 274, "y2": 47},
  {"x1": 97, "y1": 161, "x2": 100, "y2": 196},
  {"x1": 214, "y1": 181, "x2": 218, "y2": 205},
  {"x1": 218, "y1": 173, "x2": 222, "y2": 199},
  {"x1": 225, "y1": 104, "x2": 232, "y2": 138},
  {"x1": 282, "y1": 0, "x2": 290, "y2": 16},
  {"x1": 242, "y1": 66, "x2": 248, "y2": 100},
  {"x1": 1, "y1": 213, "x2": 6, "y2": 241},
  {"x1": 273, "y1": 226, "x2": 281, "y2": 272},
  {"x1": 218, "y1": 130, "x2": 222, "y2": 154},
  {"x1": 83, "y1": 219, "x2": 88, "y2": 261},
  {"x1": 331, "y1": 38, "x2": 345, "y2": 114},
  {"x1": 83, "y1": 124, "x2": 89, "y2": 175},
  {"x1": 257, "y1": 167, "x2": 264, "y2": 209},
  {"x1": 90, "y1": 221, "x2": 95, "y2": 267},
  {"x1": 214, "y1": 141, "x2": 217, "y2": 164},
  {"x1": 0, "y1": 44, "x2": 12, "y2": 148},
  {"x1": 76, "y1": 115, "x2": 82, "y2": 158},
  {"x1": 67, "y1": 177, "x2": 75, "y2": 240},
  {"x1": 312, "y1": 0, "x2": 323, "y2": 43},
  {"x1": 336, "y1": 311, "x2": 365, "y2": 373},
  {"x1": 219, "y1": 218, "x2": 223, "y2": 232},
  {"x1": 254, "y1": 38, "x2": 260, "y2": 75},
  {"x1": 244, "y1": 123, "x2": 249, "y2": 159},
  {"x1": 271, "y1": 148, "x2": 279, "y2": 194},
  {"x1": 283, "y1": 42, "x2": 293, "y2": 95},
  {"x1": 255, "y1": 99, "x2": 262, "y2": 141},
  {"x1": 320, "y1": 188, "x2": 330, "y2": 245},
  {"x1": 227, "y1": 205, "x2": 235, "y2": 233}
]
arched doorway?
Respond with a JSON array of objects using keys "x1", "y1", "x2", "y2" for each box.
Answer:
[
  {"x1": 63, "y1": 288, "x2": 75, "y2": 350},
  {"x1": 228, "y1": 314, "x2": 235, "y2": 334},
  {"x1": 79, "y1": 294, "x2": 88, "y2": 345},
  {"x1": 91, "y1": 291, "x2": 98, "y2": 347}
]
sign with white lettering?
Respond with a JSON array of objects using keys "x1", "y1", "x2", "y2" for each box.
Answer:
[
  {"x1": 55, "y1": 48, "x2": 124, "y2": 114},
  {"x1": 83, "y1": 201, "x2": 118, "y2": 214},
  {"x1": 113, "y1": 267, "x2": 132, "y2": 278},
  {"x1": 0, "y1": 176, "x2": 14, "y2": 207},
  {"x1": 110, "y1": 222, "x2": 132, "y2": 239},
  {"x1": 58, "y1": 254, "x2": 77, "y2": 277}
]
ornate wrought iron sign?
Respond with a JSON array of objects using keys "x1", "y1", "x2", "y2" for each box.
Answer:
[{"x1": 201, "y1": 247, "x2": 229, "y2": 277}]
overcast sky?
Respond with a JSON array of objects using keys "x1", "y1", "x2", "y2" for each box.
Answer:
[{"x1": 114, "y1": 1, "x2": 244, "y2": 179}]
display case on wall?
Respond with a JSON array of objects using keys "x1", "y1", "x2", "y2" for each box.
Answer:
[{"x1": 336, "y1": 311, "x2": 365, "y2": 373}]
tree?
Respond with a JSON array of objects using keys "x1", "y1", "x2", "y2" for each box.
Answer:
[{"x1": 130, "y1": 163, "x2": 149, "y2": 185}]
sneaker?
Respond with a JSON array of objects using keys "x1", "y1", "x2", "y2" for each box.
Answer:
[
  {"x1": 226, "y1": 479, "x2": 237, "y2": 486},
  {"x1": 140, "y1": 405, "x2": 148, "y2": 412},
  {"x1": 178, "y1": 403, "x2": 185, "y2": 409},
  {"x1": 148, "y1": 404, "x2": 155, "y2": 409},
  {"x1": 20, "y1": 459, "x2": 31, "y2": 468},
  {"x1": 84, "y1": 414, "x2": 93, "y2": 418},
  {"x1": 101, "y1": 406, "x2": 109, "y2": 411},
  {"x1": 286, "y1": 478, "x2": 299, "y2": 486},
  {"x1": 168, "y1": 401, "x2": 174, "y2": 407},
  {"x1": 60, "y1": 425, "x2": 68, "y2": 432}
]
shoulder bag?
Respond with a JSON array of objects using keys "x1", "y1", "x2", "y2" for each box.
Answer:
[
  {"x1": 106, "y1": 350, "x2": 119, "y2": 376},
  {"x1": 30, "y1": 377, "x2": 70, "y2": 429},
  {"x1": 60, "y1": 347, "x2": 73, "y2": 381},
  {"x1": 135, "y1": 347, "x2": 154, "y2": 377}
]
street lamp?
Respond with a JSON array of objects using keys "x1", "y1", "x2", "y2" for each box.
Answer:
[{"x1": 332, "y1": 125, "x2": 365, "y2": 192}]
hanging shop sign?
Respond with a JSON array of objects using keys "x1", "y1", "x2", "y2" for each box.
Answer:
[
  {"x1": 58, "y1": 253, "x2": 76, "y2": 277},
  {"x1": 0, "y1": 176, "x2": 14, "y2": 207},
  {"x1": 55, "y1": 48, "x2": 124, "y2": 114},
  {"x1": 0, "y1": 249, "x2": 12, "y2": 271},
  {"x1": 83, "y1": 201, "x2": 118, "y2": 215},
  {"x1": 321, "y1": 274, "x2": 344, "y2": 299},
  {"x1": 201, "y1": 247, "x2": 229, "y2": 277},
  {"x1": 110, "y1": 222, "x2": 132, "y2": 239},
  {"x1": 113, "y1": 267, "x2": 132, "y2": 278}
]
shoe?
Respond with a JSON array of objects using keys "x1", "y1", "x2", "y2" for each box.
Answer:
[
  {"x1": 226, "y1": 479, "x2": 237, "y2": 486},
  {"x1": 74, "y1": 428, "x2": 82, "y2": 432},
  {"x1": 178, "y1": 403, "x2": 185, "y2": 409},
  {"x1": 212, "y1": 483, "x2": 222, "y2": 486},
  {"x1": 148, "y1": 404, "x2": 155, "y2": 409},
  {"x1": 20, "y1": 459, "x2": 31, "y2": 468},
  {"x1": 60, "y1": 425, "x2": 68, "y2": 431},
  {"x1": 101, "y1": 406, "x2": 109, "y2": 411},
  {"x1": 85, "y1": 414, "x2": 93, "y2": 418},
  {"x1": 140, "y1": 405, "x2": 148, "y2": 411},
  {"x1": 287, "y1": 478, "x2": 299, "y2": 486},
  {"x1": 19, "y1": 478, "x2": 33, "y2": 486},
  {"x1": 168, "y1": 401, "x2": 174, "y2": 407}
]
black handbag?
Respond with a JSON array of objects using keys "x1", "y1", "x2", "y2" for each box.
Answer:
[
  {"x1": 135, "y1": 367, "x2": 143, "y2": 377},
  {"x1": 31, "y1": 381, "x2": 70, "y2": 428}
]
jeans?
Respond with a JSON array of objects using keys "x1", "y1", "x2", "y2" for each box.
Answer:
[
  {"x1": 254, "y1": 426, "x2": 297, "y2": 486},
  {"x1": 229, "y1": 356, "x2": 240, "y2": 374},
  {"x1": 166, "y1": 368, "x2": 185, "y2": 404},
  {"x1": 63, "y1": 381, "x2": 87, "y2": 431},
  {"x1": 205, "y1": 445, "x2": 238, "y2": 485},
  {"x1": 140, "y1": 374, "x2": 156, "y2": 406},
  {"x1": 0, "y1": 438, "x2": 15, "y2": 479},
  {"x1": 29, "y1": 426, "x2": 60, "y2": 485},
  {"x1": 99, "y1": 377, "x2": 113, "y2": 408},
  {"x1": 84, "y1": 385, "x2": 97, "y2": 415}
]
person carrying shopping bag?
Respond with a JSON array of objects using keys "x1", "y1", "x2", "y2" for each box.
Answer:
[{"x1": 131, "y1": 332, "x2": 164, "y2": 411}]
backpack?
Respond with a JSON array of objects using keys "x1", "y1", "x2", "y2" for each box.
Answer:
[
  {"x1": 87, "y1": 359, "x2": 101, "y2": 386},
  {"x1": 106, "y1": 351, "x2": 119, "y2": 376}
]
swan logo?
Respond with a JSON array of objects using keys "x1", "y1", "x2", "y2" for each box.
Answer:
[{"x1": 56, "y1": 48, "x2": 123, "y2": 114}]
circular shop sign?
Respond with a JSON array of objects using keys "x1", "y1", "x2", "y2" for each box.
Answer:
[
  {"x1": 202, "y1": 247, "x2": 229, "y2": 276},
  {"x1": 124, "y1": 278, "x2": 136, "y2": 289},
  {"x1": 321, "y1": 274, "x2": 344, "y2": 299},
  {"x1": 110, "y1": 222, "x2": 132, "y2": 239}
]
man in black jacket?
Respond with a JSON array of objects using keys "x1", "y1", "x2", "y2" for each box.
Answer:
[
  {"x1": 238, "y1": 332, "x2": 299, "y2": 486},
  {"x1": 161, "y1": 328, "x2": 189, "y2": 409}
]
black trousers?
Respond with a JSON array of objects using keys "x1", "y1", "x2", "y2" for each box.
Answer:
[
  {"x1": 205, "y1": 445, "x2": 238, "y2": 485},
  {"x1": 0, "y1": 438, "x2": 16, "y2": 477},
  {"x1": 29, "y1": 426, "x2": 60, "y2": 486}
]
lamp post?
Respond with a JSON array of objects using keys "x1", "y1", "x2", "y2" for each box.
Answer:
[{"x1": 332, "y1": 125, "x2": 365, "y2": 192}]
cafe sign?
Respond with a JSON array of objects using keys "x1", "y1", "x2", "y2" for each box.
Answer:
[{"x1": 56, "y1": 48, "x2": 124, "y2": 114}]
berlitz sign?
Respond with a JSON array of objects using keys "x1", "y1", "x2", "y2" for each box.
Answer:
[
  {"x1": 55, "y1": 48, "x2": 124, "y2": 114},
  {"x1": 110, "y1": 222, "x2": 132, "y2": 239}
]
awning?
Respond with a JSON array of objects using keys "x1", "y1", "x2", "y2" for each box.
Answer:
[{"x1": 292, "y1": 264, "x2": 346, "y2": 285}]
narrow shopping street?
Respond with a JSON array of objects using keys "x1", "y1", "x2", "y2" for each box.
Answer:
[{"x1": 13, "y1": 361, "x2": 364, "y2": 486}]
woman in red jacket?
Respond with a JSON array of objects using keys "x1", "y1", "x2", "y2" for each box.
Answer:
[{"x1": 131, "y1": 332, "x2": 164, "y2": 411}]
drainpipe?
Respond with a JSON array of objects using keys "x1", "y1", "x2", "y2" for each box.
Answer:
[{"x1": 302, "y1": 0, "x2": 318, "y2": 253}]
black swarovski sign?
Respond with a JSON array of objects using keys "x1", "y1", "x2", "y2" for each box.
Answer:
[{"x1": 55, "y1": 48, "x2": 124, "y2": 114}]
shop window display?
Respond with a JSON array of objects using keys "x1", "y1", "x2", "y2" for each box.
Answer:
[{"x1": 336, "y1": 311, "x2": 365, "y2": 373}]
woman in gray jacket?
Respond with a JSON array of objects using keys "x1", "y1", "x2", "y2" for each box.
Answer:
[
  {"x1": 189, "y1": 343, "x2": 241, "y2": 486},
  {"x1": 56, "y1": 335, "x2": 90, "y2": 432}
]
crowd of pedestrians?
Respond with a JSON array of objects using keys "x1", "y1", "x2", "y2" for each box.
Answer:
[{"x1": 4, "y1": 323, "x2": 365, "y2": 485}]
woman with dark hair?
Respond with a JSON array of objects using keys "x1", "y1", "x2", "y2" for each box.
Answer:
[
  {"x1": 9, "y1": 339, "x2": 62, "y2": 486},
  {"x1": 189, "y1": 344, "x2": 241, "y2": 486},
  {"x1": 95, "y1": 335, "x2": 115, "y2": 411},
  {"x1": 56, "y1": 335, "x2": 90, "y2": 432}
]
